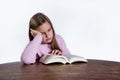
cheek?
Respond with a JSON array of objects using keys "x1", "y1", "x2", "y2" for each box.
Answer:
[
  {"x1": 50, "y1": 31, "x2": 54, "y2": 36},
  {"x1": 42, "y1": 35, "x2": 45, "y2": 40},
  {"x1": 41, "y1": 35, "x2": 47, "y2": 40},
  {"x1": 50, "y1": 33, "x2": 53, "y2": 36}
]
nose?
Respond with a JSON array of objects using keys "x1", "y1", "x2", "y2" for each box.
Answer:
[{"x1": 45, "y1": 33, "x2": 49, "y2": 38}]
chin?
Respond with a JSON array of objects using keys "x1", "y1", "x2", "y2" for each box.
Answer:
[{"x1": 47, "y1": 41, "x2": 52, "y2": 44}]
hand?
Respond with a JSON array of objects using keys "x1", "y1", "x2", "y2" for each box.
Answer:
[
  {"x1": 30, "y1": 28, "x2": 42, "y2": 37},
  {"x1": 50, "y1": 50, "x2": 63, "y2": 55}
]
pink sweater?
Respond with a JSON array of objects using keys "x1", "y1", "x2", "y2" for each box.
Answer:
[{"x1": 21, "y1": 34, "x2": 71, "y2": 64}]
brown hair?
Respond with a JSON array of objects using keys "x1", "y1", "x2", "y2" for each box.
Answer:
[{"x1": 29, "y1": 12, "x2": 61, "y2": 51}]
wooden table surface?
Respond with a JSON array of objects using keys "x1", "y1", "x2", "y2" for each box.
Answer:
[{"x1": 0, "y1": 59, "x2": 120, "y2": 80}]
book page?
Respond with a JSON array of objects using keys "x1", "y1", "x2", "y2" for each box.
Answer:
[
  {"x1": 40, "y1": 54, "x2": 68, "y2": 64},
  {"x1": 65, "y1": 55, "x2": 88, "y2": 64}
]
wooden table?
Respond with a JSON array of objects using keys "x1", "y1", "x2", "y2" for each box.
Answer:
[{"x1": 0, "y1": 59, "x2": 120, "y2": 80}]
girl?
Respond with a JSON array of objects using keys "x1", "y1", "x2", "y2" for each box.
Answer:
[{"x1": 21, "y1": 12, "x2": 71, "y2": 64}]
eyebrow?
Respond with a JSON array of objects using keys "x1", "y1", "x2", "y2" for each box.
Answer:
[{"x1": 40, "y1": 27, "x2": 51, "y2": 34}]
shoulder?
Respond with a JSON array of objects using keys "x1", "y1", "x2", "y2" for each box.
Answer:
[
  {"x1": 55, "y1": 34, "x2": 64, "y2": 40},
  {"x1": 55, "y1": 34, "x2": 65, "y2": 42}
]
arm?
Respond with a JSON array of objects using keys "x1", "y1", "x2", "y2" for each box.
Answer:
[
  {"x1": 21, "y1": 35, "x2": 42, "y2": 64},
  {"x1": 56, "y1": 35, "x2": 71, "y2": 55}
]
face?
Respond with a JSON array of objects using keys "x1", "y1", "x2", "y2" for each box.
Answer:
[{"x1": 36, "y1": 22, "x2": 54, "y2": 44}]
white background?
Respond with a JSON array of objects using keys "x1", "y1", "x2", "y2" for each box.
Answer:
[{"x1": 0, "y1": 0, "x2": 120, "y2": 64}]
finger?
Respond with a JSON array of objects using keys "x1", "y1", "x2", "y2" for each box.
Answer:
[
  {"x1": 30, "y1": 28, "x2": 34, "y2": 32},
  {"x1": 30, "y1": 29, "x2": 35, "y2": 34},
  {"x1": 51, "y1": 50, "x2": 58, "y2": 55},
  {"x1": 30, "y1": 31, "x2": 34, "y2": 37},
  {"x1": 58, "y1": 52, "x2": 62, "y2": 55},
  {"x1": 31, "y1": 28, "x2": 42, "y2": 36},
  {"x1": 57, "y1": 51, "x2": 63, "y2": 55},
  {"x1": 54, "y1": 50, "x2": 59, "y2": 55},
  {"x1": 51, "y1": 50, "x2": 55, "y2": 55},
  {"x1": 30, "y1": 28, "x2": 35, "y2": 31},
  {"x1": 30, "y1": 29, "x2": 38, "y2": 37},
  {"x1": 30, "y1": 28, "x2": 37, "y2": 33}
]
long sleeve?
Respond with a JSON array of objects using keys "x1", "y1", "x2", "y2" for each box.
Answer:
[
  {"x1": 21, "y1": 35, "x2": 42, "y2": 64},
  {"x1": 56, "y1": 35, "x2": 71, "y2": 55}
]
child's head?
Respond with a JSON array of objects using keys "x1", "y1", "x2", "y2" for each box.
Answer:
[
  {"x1": 29, "y1": 12, "x2": 61, "y2": 51},
  {"x1": 29, "y1": 13, "x2": 55, "y2": 43}
]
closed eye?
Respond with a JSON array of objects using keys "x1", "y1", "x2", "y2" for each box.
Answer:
[
  {"x1": 41, "y1": 32, "x2": 45, "y2": 35},
  {"x1": 48, "y1": 28, "x2": 52, "y2": 32}
]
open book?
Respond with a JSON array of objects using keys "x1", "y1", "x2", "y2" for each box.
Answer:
[{"x1": 39, "y1": 54, "x2": 88, "y2": 64}]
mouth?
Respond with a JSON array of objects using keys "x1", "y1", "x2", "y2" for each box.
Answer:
[{"x1": 46, "y1": 38, "x2": 51, "y2": 41}]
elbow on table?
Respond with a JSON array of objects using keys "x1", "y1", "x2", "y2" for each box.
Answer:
[{"x1": 21, "y1": 58, "x2": 36, "y2": 64}]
